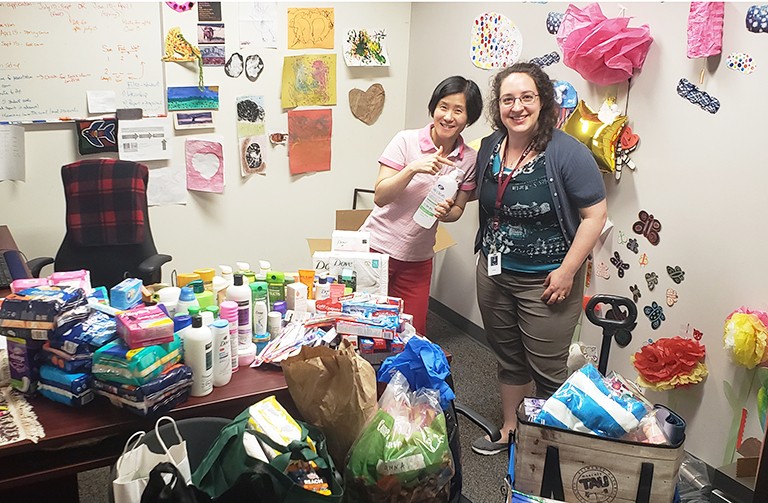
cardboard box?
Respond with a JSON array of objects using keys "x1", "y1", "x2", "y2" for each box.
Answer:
[{"x1": 308, "y1": 209, "x2": 456, "y2": 257}]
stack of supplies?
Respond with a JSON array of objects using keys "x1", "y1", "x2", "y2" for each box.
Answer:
[
  {"x1": 93, "y1": 363, "x2": 193, "y2": 416},
  {"x1": 38, "y1": 364, "x2": 94, "y2": 406}
]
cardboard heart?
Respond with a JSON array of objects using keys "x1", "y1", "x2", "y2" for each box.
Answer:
[
  {"x1": 349, "y1": 84, "x2": 385, "y2": 125},
  {"x1": 620, "y1": 125, "x2": 639, "y2": 150}
]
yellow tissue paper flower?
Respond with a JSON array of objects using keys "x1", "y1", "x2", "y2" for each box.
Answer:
[
  {"x1": 635, "y1": 362, "x2": 709, "y2": 391},
  {"x1": 723, "y1": 312, "x2": 768, "y2": 369}
]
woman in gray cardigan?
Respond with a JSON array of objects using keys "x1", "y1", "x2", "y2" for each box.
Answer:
[{"x1": 471, "y1": 62, "x2": 607, "y2": 456}]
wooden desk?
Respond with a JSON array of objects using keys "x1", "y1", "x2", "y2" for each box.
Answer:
[{"x1": 0, "y1": 365, "x2": 292, "y2": 499}]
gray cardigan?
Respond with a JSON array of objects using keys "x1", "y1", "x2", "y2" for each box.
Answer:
[{"x1": 473, "y1": 128, "x2": 606, "y2": 253}]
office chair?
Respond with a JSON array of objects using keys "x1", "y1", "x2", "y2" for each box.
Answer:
[{"x1": 29, "y1": 159, "x2": 172, "y2": 289}]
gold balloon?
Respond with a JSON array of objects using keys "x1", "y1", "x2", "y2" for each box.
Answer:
[{"x1": 562, "y1": 100, "x2": 626, "y2": 173}]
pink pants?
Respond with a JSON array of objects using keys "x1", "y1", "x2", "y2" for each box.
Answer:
[{"x1": 375, "y1": 251, "x2": 433, "y2": 336}]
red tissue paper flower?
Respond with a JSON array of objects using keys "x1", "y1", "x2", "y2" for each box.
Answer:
[
  {"x1": 556, "y1": 3, "x2": 653, "y2": 86},
  {"x1": 632, "y1": 336, "x2": 707, "y2": 391}
]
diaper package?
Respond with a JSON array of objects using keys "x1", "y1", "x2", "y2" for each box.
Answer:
[
  {"x1": 40, "y1": 342, "x2": 92, "y2": 373},
  {"x1": 0, "y1": 286, "x2": 87, "y2": 330},
  {"x1": 93, "y1": 363, "x2": 193, "y2": 416},
  {"x1": 92, "y1": 334, "x2": 181, "y2": 386}
]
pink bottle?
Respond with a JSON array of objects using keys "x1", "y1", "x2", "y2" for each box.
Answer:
[{"x1": 219, "y1": 300, "x2": 239, "y2": 373}]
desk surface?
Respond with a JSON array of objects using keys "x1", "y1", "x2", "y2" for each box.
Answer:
[{"x1": 0, "y1": 364, "x2": 291, "y2": 490}]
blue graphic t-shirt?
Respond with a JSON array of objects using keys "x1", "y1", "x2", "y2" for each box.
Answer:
[{"x1": 479, "y1": 151, "x2": 567, "y2": 272}]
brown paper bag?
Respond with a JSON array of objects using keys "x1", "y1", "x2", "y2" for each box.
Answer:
[{"x1": 281, "y1": 340, "x2": 378, "y2": 467}]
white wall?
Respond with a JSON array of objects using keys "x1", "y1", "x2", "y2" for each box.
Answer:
[
  {"x1": 412, "y1": 2, "x2": 768, "y2": 468},
  {"x1": 3, "y1": 1, "x2": 766, "y2": 469}
]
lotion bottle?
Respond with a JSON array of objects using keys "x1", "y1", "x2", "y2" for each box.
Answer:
[
  {"x1": 184, "y1": 315, "x2": 214, "y2": 397},
  {"x1": 226, "y1": 273, "x2": 253, "y2": 351},
  {"x1": 210, "y1": 318, "x2": 232, "y2": 387},
  {"x1": 413, "y1": 169, "x2": 464, "y2": 229}
]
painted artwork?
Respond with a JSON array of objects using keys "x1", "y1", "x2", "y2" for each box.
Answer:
[
  {"x1": 343, "y1": 29, "x2": 389, "y2": 66},
  {"x1": 198, "y1": 23, "x2": 225, "y2": 45},
  {"x1": 185, "y1": 139, "x2": 224, "y2": 193},
  {"x1": 76, "y1": 119, "x2": 118, "y2": 155},
  {"x1": 240, "y1": 135, "x2": 268, "y2": 175},
  {"x1": 236, "y1": 96, "x2": 268, "y2": 176},
  {"x1": 287, "y1": 109, "x2": 332, "y2": 175},
  {"x1": 470, "y1": 12, "x2": 523, "y2": 69},
  {"x1": 281, "y1": 54, "x2": 336, "y2": 108},
  {"x1": 287, "y1": 7, "x2": 334, "y2": 49},
  {"x1": 167, "y1": 86, "x2": 220, "y2": 111},
  {"x1": 201, "y1": 45, "x2": 225, "y2": 66},
  {"x1": 174, "y1": 111, "x2": 215, "y2": 130}
]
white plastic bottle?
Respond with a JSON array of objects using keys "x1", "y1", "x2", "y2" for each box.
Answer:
[
  {"x1": 183, "y1": 315, "x2": 214, "y2": 397},
  {"x1": 314, "y1": 276, "x2": 330, "y2": 301},
  {"x1": 253, "y1": 300, "x2": 268, "y2": 335},
  {"x1": 176, "y1": 286, "x2": 200, "y2": 316},
  {"x1": 226, "y1": 273, "x2": 253, "y2": 351},
  {"x1": 210, "y1": 319, "x2": 232, "y2": 387},
  {"x1": 413, "y1": 169, "x2": 465, "y2": 229}
]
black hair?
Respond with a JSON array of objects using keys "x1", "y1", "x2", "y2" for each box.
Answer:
[
  {"x1": 428, "y1": 76, "x2": 483, "y2": 126},
  {"x1": 487, "y1": 62, "x2": 560, "y2": 151}
]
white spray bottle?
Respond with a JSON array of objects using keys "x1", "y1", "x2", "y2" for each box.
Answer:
[{"x1": 413, "y1": 169, "x2": 464, "y2": 229}]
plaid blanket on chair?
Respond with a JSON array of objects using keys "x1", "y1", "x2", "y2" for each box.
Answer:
[{"x1": 62, "y1": 159, "x2": 148, "y2": 247}]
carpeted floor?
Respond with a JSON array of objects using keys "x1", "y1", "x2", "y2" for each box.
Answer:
[{"x1": 77, "y1": 309, "x2": 508, "y2": 503}]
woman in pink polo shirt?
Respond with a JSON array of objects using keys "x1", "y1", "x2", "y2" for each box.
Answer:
[{"x1": 360, "y1": 76, "x2": 483, "y2": 335}]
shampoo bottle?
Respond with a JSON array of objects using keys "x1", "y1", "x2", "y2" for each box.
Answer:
[
  {"x1": 176, "y1": 286, "x2": 200, "y2": 315},
  {"x1": 219, "y1": 300, "x2": 240, "y2": 373},
  {"x1": 226, "y1": 273, "x2": 252, "y2": 351},
  {"x1": 413, "y1": 169, "x2": 464, "y2": 229},
  {"x1": 184, "y1": 315, "x2": 214, "y2": 397}
]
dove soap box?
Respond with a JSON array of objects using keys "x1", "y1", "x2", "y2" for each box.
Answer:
[
  {"x1": 116, "y1": 304, "x2": 174, "y2": 349},
  {"x1": 110, "y1": 278, "x2": 143, "y2": 310}
]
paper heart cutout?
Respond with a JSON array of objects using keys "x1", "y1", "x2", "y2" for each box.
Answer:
[
  {"x1": 620, "y1": 125, "x2": 639, "y2": 150},
  {"x1": 191, "y1": 152, "x2": 220, "y2": 179},
  {"x1": 349, "y1": 84, "x2": 385, "y2": 125}
]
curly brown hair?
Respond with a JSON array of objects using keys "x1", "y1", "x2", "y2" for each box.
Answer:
[{"x1": 487, "y1": 62, "x2": 560, "y2": 152}]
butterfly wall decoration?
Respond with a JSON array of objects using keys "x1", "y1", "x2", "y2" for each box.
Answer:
[
  {"x1": 596, "y1": 262, "x2": 610, "y2": 279},
  {"x1": 630, "y1": 284, "x2": 641, "y2": 302},
  {"x1": 667, "y1": 265, "x2": 685, "y2": 284},
  {"x1": 666, "y1": 288, "x2": 678, "y2": 307},
  {"x1": 644, "y1": 301, "x2": 666, "y2": 330},
  {"x1": 633, "y1": 210, "x2": 661, "y2": 245},
  {"x1": 645, "y1": 271, "x2": 659, "y2": 291},
  {"x1": 627, "y1": 238, "x2": 639, "y2": 254},
  {"x1": 610, "y1": 251, "x2": 630, "y2": 278}
]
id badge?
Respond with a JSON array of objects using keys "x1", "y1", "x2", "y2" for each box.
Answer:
[{"x1": 488, "y1": 251, "x2": 502, "y2": 276}]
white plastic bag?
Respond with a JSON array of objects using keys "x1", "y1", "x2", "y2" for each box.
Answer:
[{"x1": 112, "y1": 416, "x2": 191, "y2": 503}]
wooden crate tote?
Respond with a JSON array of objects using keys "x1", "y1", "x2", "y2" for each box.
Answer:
[{"x1": 514, "y1": 406, "x2": 685, "y2": 503}]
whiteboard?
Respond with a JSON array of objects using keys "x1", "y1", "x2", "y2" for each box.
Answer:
[{"x1": 0, "y1": 2, "x2": 165, "y2": 122}]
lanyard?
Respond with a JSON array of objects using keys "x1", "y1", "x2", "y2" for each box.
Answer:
[{"x1": 492, "y1": 139, "x2": 534, "y2": 229}]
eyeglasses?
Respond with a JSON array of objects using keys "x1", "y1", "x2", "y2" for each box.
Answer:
[{"x1": 500, "y1": 93, "x2": 539, "y2": 107}]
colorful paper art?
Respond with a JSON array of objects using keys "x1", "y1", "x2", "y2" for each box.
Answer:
[
  {"x1": 198, "y1": 23, "x2": 225, "y2": 45},
  {"x1": 746, "y1": 5, "x2": 768, "y2": 33},
  {"x1": 677, "y1": 78, "x2": 720, "y2": 114},
  {"x1": 201, "y1": 46, "x2": 225, "y2": 66},
  {"x1": 287, "y1": 109, "x2": 332, "y2": 175},
  {"x1": 632, "y1": 337, "x2": 707, "y2": 391},
  {"x1": 225, "y1": 53, "x2": 244, "y2": 77},
  {"x1": 556, "y1": 3, "x2": 653, "y2": 86},
  {"x1": 632, "y1": 210, "x2": 661, "y2": 246},
  {"x1": 553, "y1": 80, "x2": 578, "y2": 128},
  {"x1": 287, "y1": 7, "x2": 334, "y2": 49},
  {"x1": 562, "y1": 100, "x2": 626, "y2": 173},
  {"x1": 281, "y1": 55, "x2": 337, "y2": 108},
  {"x1": 162, "y1": 27, "x2": 204, "y2": 88},
  {"x1": 687, "y1": 2, "x2": 724, "y2": 59},
  {"x1": 167, "y1": 86, "x2": 219, "y2": 111},
  {"x1": 77, "y1": 119, "x2": 118, "y2": 155},
  {"x1": 173, "y1": 111, "x2": 214, "y2": 130},
  {"x1": 165, "y1": 1, "x2": 194, "y2": 13},
  {"x1": 470, "y1": 12, "x2": 523, "y2": 69},
  {"x1": 727, "y1": 52, "x2": 756, "y2": 74},
  {"x1": 185, "y1": 139, "x2": 224, "y2": 193},
  {"x1": 547, "y1": 12, "x2": 564, "y2": 34},
  {"x1": 343, "y1": 29, "x2": 389, "y2": 66},
  {"x1": 236, "y1": 96, "x2": 268, "y2": 177},
  {"x1": 349, "y1": 84, "x2": 385, "y2": 125},
  {"x1": 529, "y1": 51, "x2": 560, "y2": 68},
  {"x1": 724, "y1": 307, "x2": 768, "y2": 369}
]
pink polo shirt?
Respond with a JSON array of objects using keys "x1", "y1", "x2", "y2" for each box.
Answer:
[{"x1": 361, "y1": 124, "x2": 478, "y2": 262}]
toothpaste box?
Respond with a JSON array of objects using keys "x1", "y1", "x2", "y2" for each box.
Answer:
[
  {"x1": 116, "y1": 304, "x2": 174, "y2": 349},
  {"x1": 335, "y1": 319, "x2": 396, "y2": 340}
]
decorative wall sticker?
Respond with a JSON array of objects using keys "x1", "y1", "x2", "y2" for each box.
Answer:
[
  {"x1": 630, "y1": 284, "x2": 641, "y2": 303},
  {"x1": 595, "y1": 261, "x2": 610, "y2": 279},
  {"x1": 349, "y1": 84, "x2": 385, "y2": 125},
  {"x1": 638, "y1": 253, "x2": 649, "y2": 266},
  {"x1": 610, "y1": 251, "x2": 630, "y2": 278},
  {"x1": 632, "y1": 210, "x2": 661, "y2": 245},
  {"x1": 677, "y1": 78, "x2": 720, "y2": 114},
  {"x1": 562, "y1": 100, "x2": 626, "y2": 174},
  {"x1": 343, "y1": 29, "x2": 389, "y2": 66},
  {"x1": 687, "y1": 2, "x2": 724, "y2": 59},
  {"x1": 644, "y1": 301, "x2": 666, "y2": 330},
  {"x1": 666, "y1": 288, "x2": 679, "y2": 307},
  {"x1": 727, "y1": 52, "x2": 756, "y2": 74},
  {"x1": 746, "y1": 5, "x2": 768, "y2": 33},
  {"x1": 287, "y1": 7, "x2": 335, "y2": 49},
  {"x1": 281, "y1": 55, "x2": 337, "y2": 108},
  {"x1": 617, "y1": 229, "x2": 628, "y2": 245},
  {"x1": 245, "y1": 54, "x2": 264, "y2": 81},
  {"x1": 530, "y1": 51, "x2": 560, "y2": 68},
  {"x1": 470, "y1": 12, "x2": 523, "y2": 69},
  {"x1": 166, "y1": 1, "x2": 194, "y2": 13},
  {"x1": 667, "y1": 265, "x2": 686, "y2": 284},
  {"x1": 645, "y1": 271, "x2": 659, "y2": 291},
  {"x1": 77, "y1": 119, "x2": 118, "y2": 155},
  {"x1": 632, "y1": 336, "x2": 707, "y2": 391},
  {"x1": 162, "y1": 27, "x2": 204, "y2": 89},
  {"x1": 693, "y1": 328, "x2": 703, "y2": 341},
  {"x1": 225, "y1": 53, "x2": 244, "y2": 77},
  {"x1": 723, "y1": 307, "x2": 768, "y2": 368},
  {"x1": 547, "y1": 11, "x2": 564, "y2": 34},
  {"x1": 556, "y1": 3, "x2": 653, "y2": 85},
  {"x1": 185, "y1": 139, "x2": 224, "y2": 193},
  {"x1": 626, "y1": 238, "x2": 639, "y2": 254}
]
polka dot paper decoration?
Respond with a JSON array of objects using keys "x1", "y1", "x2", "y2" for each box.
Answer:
[
  {"x1": 547, "y1": 12, "x2": 564, "y2": 35},
  {"x1": 470, "y1": 12, "x2": 523, "y2": 70},
  {"x1": 727, "y1": 52, "x2": 757, "y2": 74},
  {"x1": 746, "y1": 5, "x2": 768, "y2": 33}
]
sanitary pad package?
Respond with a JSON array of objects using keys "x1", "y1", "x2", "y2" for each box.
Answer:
[
  {"x1": 116, "y1": 304, "x2": 174, "y2": 349},
  {"x1": 92, "y1": 334, "x2": 181, "y2": 386}
]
